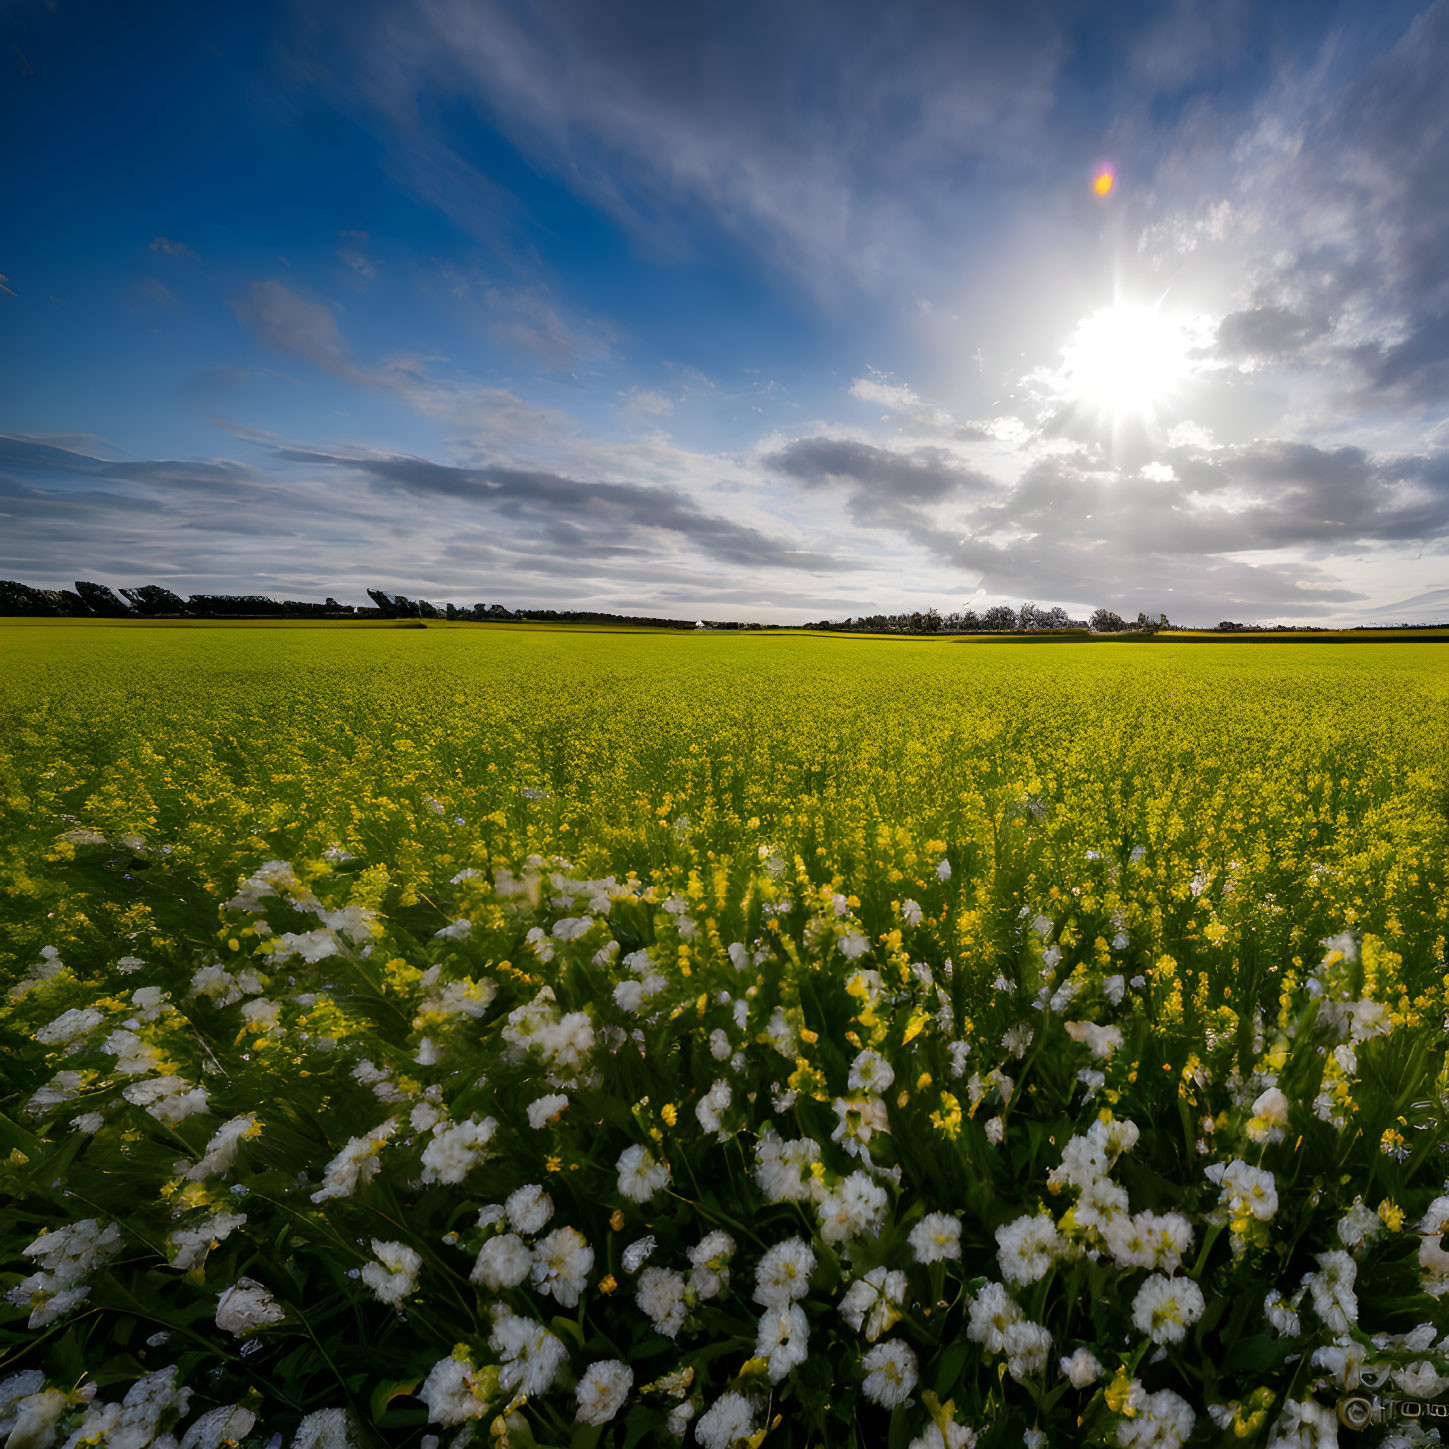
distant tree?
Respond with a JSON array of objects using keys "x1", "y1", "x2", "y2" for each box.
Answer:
[
  {"x1": 417, "y1": 599, "x2": 441, "y2": 619},
  {"x1": 1017, "y1": 602, "x2": 1041, "y2": 631},
  {"x1": 367, "y1": 589, "x2": 399, "y2": 617},
  {"x1": 120, "y1": 585, "x2": 187, "y2": 616},
  {"x1": 1039, "y1": 606, "x2": 1070, "y2": 629},
  {"x1": 1091, "y1": 608, "x2": 1126, "y2": 632},
  {"x1": 75, "y1": 581, "x2": 131, "y2": 616},
  {"x1": 982, "y1": 604, "x2": 1017, "y2": 631}
]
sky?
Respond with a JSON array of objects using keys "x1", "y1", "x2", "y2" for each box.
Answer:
[{"x1": 3, "y1": 0, "x2": 1449, "y2": 625}]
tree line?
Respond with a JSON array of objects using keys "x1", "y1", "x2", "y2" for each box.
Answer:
[
  {"x1": 802, "y1": 605, "x2": 1168, "y2": 633},
  {"x1": 0, "y1": 580, "x2": 726, "y2": 630}
]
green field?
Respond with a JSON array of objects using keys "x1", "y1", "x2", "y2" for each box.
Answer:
[{"x1": 1, "y1": 623, "x2": 1446, "y2": 1448}]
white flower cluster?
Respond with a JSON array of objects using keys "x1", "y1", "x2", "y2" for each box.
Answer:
[{"x1": 6, "y1": 1219, "x2": 122, "y2": 1328}]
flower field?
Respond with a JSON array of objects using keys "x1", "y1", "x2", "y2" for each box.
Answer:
[{"x1": 1, "y1": 622, "x2": 1447, "y2": 1449}]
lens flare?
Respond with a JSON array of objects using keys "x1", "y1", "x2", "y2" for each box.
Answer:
[{"x1": 1094, "y1": 170, "x2": 1114, "y2": 197}]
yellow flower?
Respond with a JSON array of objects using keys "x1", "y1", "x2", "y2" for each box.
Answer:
[
  {"x1": 1377, "y1": 1198, "x2": 1405, "y2": 1231},
  {"x1": 660, "y1": 1102, "x2": 678, "y2": 1127}
]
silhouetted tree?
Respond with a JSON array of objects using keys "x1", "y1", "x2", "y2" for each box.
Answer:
[
  {"x1": 119, "y1": 585, "x2": 187, "y2": 616},
  {"x1": 75, "y1": 581, "x2": 132, "y2": 615}
]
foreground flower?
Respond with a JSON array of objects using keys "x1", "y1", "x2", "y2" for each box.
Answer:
[
  {"x1": 530, "y1": 1225, "x2": 594, "y2": 1307},
  {"x1": 617, "y1": 1143, "x2": 671, "y2": 1203},
  {"x1": 215, "y1": 1276, "x2": 284, "y2": 1334},
  {"x1": 489, "y1": 1310, "x2": 567, "y2": 1396},
  {"x1": 754, "y1": 1237, "x2": 816, "y2": 1307},
  {"x1": 419, "y1": 1352, "x2": 493, "y2": 1425},
  {"x1": 360, "y1": 1239, "x2": 421, "y2": 1307},
  {"x1": 839, "y1": 1266, "x2": 907, "y2": 1341},
  {"x1": 695, "y1": 1391, "x2": 757, "y2": 1449},
  {"x1": 910, "y1": 1212, "x2": 962, "y2": 1264},
  {"x1": 575, "y1": 1360, "x2": 633, "y2": 1425},
  {"x1": 756, "y1": 1302, "x2": 810, "y2": 1381},
  {"x1": 862, "y1": 1340, "x2": 918, "y2": 1407},
  {"x1": 1131, "y1": 1274, "x2": 1205, "y2": 1345}
]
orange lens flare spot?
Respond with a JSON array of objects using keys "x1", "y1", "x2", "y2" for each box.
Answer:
[{"x1": 1094, "y1": 171, "x2": 1115, "y2": 196}]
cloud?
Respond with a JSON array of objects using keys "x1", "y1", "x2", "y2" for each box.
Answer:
[
  {"x1": 766, "y1": 437, "x2": 991, "y2": 504},
  {"x1": 336, "y1": 247, "x2": 377, "y2": 280},
  {"x1": 148, "y1": 236, "x2": 196, "y2": 258},
  {"x1": 290, "y1": 0, "x2": 1079, "y2": 298},
  {"x1": 272, "y1": 444, "x2": 840, "y2": 572},
  {"x1": 621, "y1": 387, "x2": 674, "y2": 417},
  {"x1": 847, "y1": 372, "x2": 953, "y2": 426},
  {"x1": 230, "y1": 280, "x2": 370, "y2": 385}
]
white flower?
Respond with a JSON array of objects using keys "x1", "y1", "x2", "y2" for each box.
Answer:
[
  {"x1": 1003, "y1": 1319, "x2": 1053, "y2": 1381},
  {"x1": 1312, "y1": 1338, "x2": 1366, "y2": 1388},
  {"x1": 489, "y1": 1309, "x2": 567, "y2": 1396},
  {"x1": 1262, "y1": 1398, "x2": 1335, "y2": 1449},
  {"x1": 909, "y1": 1420, "x2": 979, "y2": 1449},
  {"x1": 1001, "y1": 1024, "x2": 1034, "y2": 1059},
  {"x1": 506, "y1": 1184, "x2": 553, "y2": 1235},
  {"x1": 909, "y1": 1212, "x2": 962, "y2": 1264},
  {"x1": 839, "y1": 1266, "x2": 906, "y2": 1341},
  {"x1": 862, "y1": 1340, "x2": 918, "y2": 1407},
  {"x1": 754, "y1": 1238, "x2": 816, "y2": 1307},
  {"x1": 1075, "y1": 1175, "x2": 1130, "y2": 1235},
  {"x1": 1246, "y1": 1086, "x2": 1290, "y2": 1145},
  {"x1": 754, "y1": 1129, "x2": 824, "y2": 1204},
  {"x1": 531, "y1": 1226, "x2": 594, "y2": 1307},
  {"x1": 848, "y1": 1049, "x2": 895, "y2": 1093},
  {"x1": 1131, "y1": 1274, "x2": 1205, "y2": 1344},
  {"x1": 616, "y1": 1143, "x2": 671, "y2": 1203},
  {"x1": 526, "y1": 1093, "x2": 569, "y2": 1128},
  {"x1": 122, "y1": 1074, "x2": 210, "y2": 1125},
  {"x1": 215, "y1": 1276, "x2": 284, "y2": 1334},
  {"x1": 688, "y1": 1231, "x2": 736, "y2": 1300},
  {"x1": 1305, "y1": 1249, "x2": 1358, "y2": 1333},
  {"x1": 361, "y1": 1240, "x2": 421, "y2": 1307},
  {"x1": 984, "y1": 1115, "x2": 1004, "y2": 1144},
  {"x1": 622, "y1": 1235, "x2": 656, "y2": 1273},
  {"x1": 831, "y1": 1094, "x2": 890, "y2": 1158},
  {"x1": 1061, "y1": 1347, "x2": 1104, "y2": 1388},
  {"x1": 168, "y1": 1211, "x2": 246, "y2": 1271},
  {"x1": 901, "y1": 899, "x2": 923, "y2": 926},
  {"x1": 936, "y1": 858, "x2": 952, "y2": 881},
  {"x1": 667, "y1": 1401, "x2": 697, "y2": 1438},
  {"x1": 1116, "y1": 1388, "x2": 1195, "y2": 1449},
  {"x1": 417, "y1": 1350, "x2": 489, "y2": 1431},
  {"x1": 637, "y1": 1266, "x2": 688, "y2": 1338},
  {"x1": 695, "y1": 1391, "x2": 756, "y2": 1449},
  {"x1": 995, "y1": 1214, "x2": 1062, "y2": 1286},
  {"x1": 1087, "y1": 1116, "x2": 1141, "y2": 1157},
  {"x1": 1264, "y1": 1288, "x2": 1302, "y2": 1337},
  {"x1": 36, "y1": 1008, "x2": 104, "y2": 1046},
  {"x1": 471, "y1": 1233, "x2": 533, "y2": 1290},
  {"x1": 1104, "y1": 974, "x2": 1126, "y2": 1003},
  {"x1": 180, "y1": 1403, "x2": 257, "y2": 1449},
  {"x1": 967, "y1": 1281, "x2": 1022, "y2": 1354},
  {"x1": 1337, "y1": 1198, "x2": 1383, "y2": 1251},
  {"x1": 818, "y1": 1170, "x2": 888, "y2": 1244},
  {"x1": 1219, "y1": 1160, "x2": 1278, "y2": 1220},
  {"x1": 313, "y1": 1120, "x2": 398, "y2": 1202},
  {"x1": 292, "y1": 1409, "x2": 363, "y2": 1449},
  {"x1": 614, "y1": 979, "x2": 645, "y2": 1013},
  {"x1": 696, "y1": 1079, "x2": 733, "y2": 1136},
  {"x1": 4, "y1": 1386, "x2": 70, "y2": 1449},
  {"x1": 420, "y1": 1116, "x2": 496, "y2": 1185},
  {"x1": 756, "y1": 1302, "x2": 810, "y2": 1380},
  {"x1": 575, "y1": 1360, "x2": 633, "y2": 1425},
  {"x1": 1049, "y1": 1134, "x2": 1109, "y2": 1191},
  {"x1": 185, "y1": 1113, "x2": 261, "y2": 1180},
  {"x1": 1064, "y1": 1020, "x2": 1123, "y2": 1058}
]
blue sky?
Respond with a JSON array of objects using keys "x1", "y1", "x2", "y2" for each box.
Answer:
[{"x1": 3, "y1": 0, "x2": 1448, "y2": 623}]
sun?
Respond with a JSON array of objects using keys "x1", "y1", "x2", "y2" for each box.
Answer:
[{"x1": 1055, "y1": 302, "x2": 1194, "y2": 427}]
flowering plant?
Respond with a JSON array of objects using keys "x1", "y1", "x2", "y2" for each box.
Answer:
[{"x1": 2, "y1": 843, "x2": 1447, "y2": 1449}]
